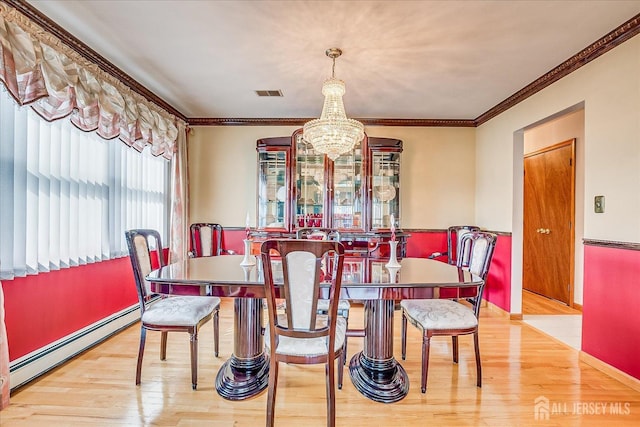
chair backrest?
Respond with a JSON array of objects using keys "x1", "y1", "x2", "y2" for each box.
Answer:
[
  {"x1": 190, "y1": 223, "x2": 223, "y2": 257},
  {"x1": 261, "y1": 240, "x2": 345, "y2": 344},
  {"x1": 297, "y1": 227, "x2": 341, "y2": 242},
  {"x1": 125, "y1": 229, "x2": 165, "y2": 314},
  {"x1": 456, "y1": 231, "x2": 497, "y2": 316},
  {"x1": 448, "y1": 225, "x2": 481, "y2": 265}
]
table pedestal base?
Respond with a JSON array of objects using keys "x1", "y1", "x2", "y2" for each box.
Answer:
[
  {"x1": 215, "y1": 354, "x2": 269, "y2": 400},
  {"x1": 349, "y1": 351, "x2": 409, "y2": 403}
]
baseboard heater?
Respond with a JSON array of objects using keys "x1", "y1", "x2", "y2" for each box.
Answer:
[{"x1": 9, "y1": 304, "x2": 141, "y2": 391}]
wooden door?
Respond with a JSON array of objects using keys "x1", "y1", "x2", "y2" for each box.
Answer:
[{"x1": 523, "y1": 139, "x2": 575, "y2": 305}]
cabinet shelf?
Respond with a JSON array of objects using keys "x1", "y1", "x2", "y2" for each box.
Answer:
[{"x1": 256, "y1": 131, "x2": 402, "y2": 234}]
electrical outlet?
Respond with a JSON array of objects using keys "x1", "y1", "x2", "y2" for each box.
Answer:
[{"x1": 594, "y1": 195, "x2": 605, "y2": 213}]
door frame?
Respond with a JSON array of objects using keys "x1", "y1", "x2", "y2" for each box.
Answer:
[
  {"x1": 523, "y1": 139, "x2": 576, "y2": 308},
  {"x1": 509, "y1": 105, "x2": 585, "y2": 318}
]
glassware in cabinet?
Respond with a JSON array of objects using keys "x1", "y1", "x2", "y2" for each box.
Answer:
[
  {"x1": 331, "y1": 147, "x2": 364, "y2": 230},
  {"x1": 256, "y1": 137, "x2": 291, "y2": 231},
  {"x1": 294, "y1": 132, "x2": 327, "y2": 228},
  {"x1": 368, "y1": 138, "x2": 402, "y2": 231}
]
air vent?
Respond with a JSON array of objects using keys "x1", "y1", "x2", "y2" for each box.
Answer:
[{"x1": 255, "y1": 90, "x2": 283, "y2": 97}]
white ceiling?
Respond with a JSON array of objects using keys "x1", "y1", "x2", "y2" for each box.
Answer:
[{"x1": 26, "y1": 0, "x2": 640, "y2": 120}]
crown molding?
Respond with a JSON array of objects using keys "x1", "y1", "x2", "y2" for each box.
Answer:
[
  {"x1": 8, "y1": 0, "x2": 639, "y2": 128},
  {"x1": 475, "y1": 13, "x2": 640, "y2": 126},
  {"x1": 188, "y1": 118, "x2": 312, "y2": 127},
  {"x1": 4, "y1": 0, "x2": 187, "y2": 121},
  {"x1": 187, "y1": 117, "x2": 476, "y2": 127}
]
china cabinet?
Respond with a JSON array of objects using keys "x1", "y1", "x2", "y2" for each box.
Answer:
[{"x1": 255, "y1": 129, "x2": 407, "y2": 256}]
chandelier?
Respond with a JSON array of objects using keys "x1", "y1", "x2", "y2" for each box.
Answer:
[{"x1": 303, "y1": 48, "x2": 364, "y2": 161}]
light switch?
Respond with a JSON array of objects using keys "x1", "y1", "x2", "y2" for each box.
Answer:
[{"x1": 594, "y1": 195, "x2": 605, "y2": 213}]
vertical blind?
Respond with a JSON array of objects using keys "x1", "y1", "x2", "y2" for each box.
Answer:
[{"x1": 0, "y1": 88, "x2": 169, "y2": 280}]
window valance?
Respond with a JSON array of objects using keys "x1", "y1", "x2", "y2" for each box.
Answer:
[{"x1": 0, "y1": 3, "x2": 183, "y2": 159}]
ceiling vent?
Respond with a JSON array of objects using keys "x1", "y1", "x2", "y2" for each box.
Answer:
[{"x1": 255, "y1": 90, "x2": 283, "y2": 97}]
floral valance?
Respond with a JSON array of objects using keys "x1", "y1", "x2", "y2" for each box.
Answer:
[{"x1": 0, "y1": 3, "x2": 183, "y2": 159}]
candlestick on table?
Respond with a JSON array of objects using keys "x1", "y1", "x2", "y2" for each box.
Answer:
[
  {"x1": 241, "y1": 212, "x2": 255, "y2": 266},
  {"x1": 386, "y1": 213, "x2": 400, "y2": 268},
  {"x1": 240, "y1": 239, "x2": 256, "y2": 266},
  {"x1": 390, "y1": 213, "x2": 396, "y2": 242},
  {"x1": 245, "y1": 211, "x2": 251, "y2": 240}
]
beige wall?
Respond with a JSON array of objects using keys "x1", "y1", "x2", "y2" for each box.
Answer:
[
  {"x1": 188, "y1": 126, "x2": 298, "y2": 227},
  {"x1": 476, "y1": 35, "x2": 640, "y2": 311},
  {"x1": 188, "y1": 126, "x2": 476, "y2": 229}
]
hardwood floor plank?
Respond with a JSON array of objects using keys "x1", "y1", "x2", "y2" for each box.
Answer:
[
  {"x1": 2, "y1": 298, "x2": 640, "y2": 426},
  {"x1": 523, "y1": 289, "x2": 582, "y2": 315}
]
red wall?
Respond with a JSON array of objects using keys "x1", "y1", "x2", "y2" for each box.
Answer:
[
  {"x1": 483, "y1": 234, "x2": 512, "y2": 312},
  {"x1": 582, "y1": 244, "x2": 640, "y2": 379},
  {"x1": 405, "y1": 230, "x2": 448, "y2": 260},
  {"x1": 406, "y1": 231, "x2": 512, "y2": 312},
  {"x1": 221, "y1": 229, "x2": 246, "y2": 255},
  {"x1": 3, "y1": 257, "x2": 138, "y2": 361}
]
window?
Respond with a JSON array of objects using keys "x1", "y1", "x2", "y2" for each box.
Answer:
[{"x1": 0, "y1": 88, "x2": 169, "y2": 280}]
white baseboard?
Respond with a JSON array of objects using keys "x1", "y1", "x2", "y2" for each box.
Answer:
[{"x1": 9, "y1": 304, "x2": 140, "y2": 390}]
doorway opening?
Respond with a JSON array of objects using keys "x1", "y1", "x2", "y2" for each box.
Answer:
[{"x1": 518, "y1": 107, "x2": 584, "y2": 350}]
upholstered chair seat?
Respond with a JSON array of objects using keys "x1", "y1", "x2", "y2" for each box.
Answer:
[
  {"x1": 400, "y1": 299, "x2": 478, "y2": 331},
  {"x1": 316, "y1": 299, "x2": 351, "y2": 313},
  {"x1": 142, "y1": 296, "x2": 220, "y2": 327},
  {"x1": 265, "y1": 315, "x2": 347, "y2": 357}
]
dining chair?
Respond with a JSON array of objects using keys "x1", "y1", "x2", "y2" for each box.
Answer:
[
  {"x1": 189, "y1": 223, "x2": 235, "y2": 257},
  {"x1": 261, "y1": 239, "x2": 346, "y2": 427},
  {"x1": 400, "y1": 231, "x2": 497, "y2": 392},
  {"x1": 125, "y1": 229, "x2": 220, "y2": 390},
  {"x1": 428, "y1": 225, "x2": 481, "y2": 264}
]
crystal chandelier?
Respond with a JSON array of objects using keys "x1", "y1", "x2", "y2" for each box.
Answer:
[{"x1": 303, "y1": 48, "x2": 364, "y2": 161}]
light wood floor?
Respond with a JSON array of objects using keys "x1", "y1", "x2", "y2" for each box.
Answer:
[
  {"x1": 3, "y1": 298, "x2": 640, "y2": 426},
  {"x1": 522, "y1": 289, "x2": 582, "y2": 315}
]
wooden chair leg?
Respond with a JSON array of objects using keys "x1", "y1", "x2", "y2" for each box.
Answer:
[
  {"x1": 474, "y1": 331, "x2": 482, "y2": 387},
  {"x1": 160, "y1": 331, "x2": 168, "y2": 360},
  {"x1": 136, "y1": 327, "x2": 147, "y2": 385},
  {"x1": 452, "y1": 336, "x2": 459, "y2": 363},
  {"x1": 190, "y1": 330, "x2": 198, "y2": 390},
  {"x1": 401, "y1": 312, "x2": 407, "y2": 360},
  {"x1": 266, "y1": 358, "x2": 279, "y2": 427},
  {"x1": 421, "y1": 334, "x2": 431, "y2": 393},
  {"x1": 337, "y1": 352, "x2": 344, "y2": 390},
  {"x1": 343, "y1": 313, "x2": 348, "y2": 366},
  {"x1": 214, "y1": 309, "x2": 220, "y2": 357},
  {"x1": 326, "y1": 358, "x2": 336, "y2": 427}
]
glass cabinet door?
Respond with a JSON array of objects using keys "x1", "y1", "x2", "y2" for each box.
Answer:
[
  {"x1": 370, "y1": 151, "x2": 400, "y2": 230},
  {"x1": 295, "y1": 134, "x2": 326, "y2": 228},
  {"x1": 332, "y1": 147, "x2": 364, "y2": 230},
  {"x1": 257, "y1": 150, "x2": 288, "y2": 229}
]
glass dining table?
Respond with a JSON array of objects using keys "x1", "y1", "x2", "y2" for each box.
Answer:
[{"x1": 146, "y1": 254, "x2": 481, "y2": 403}]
